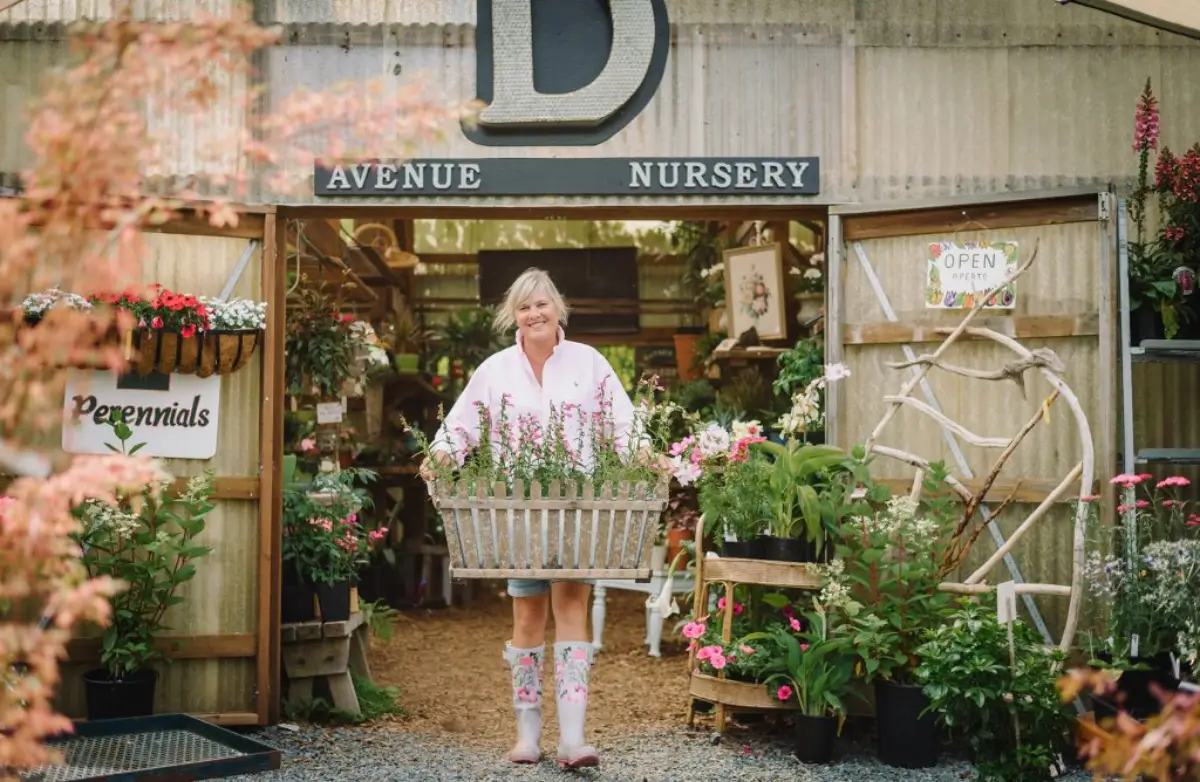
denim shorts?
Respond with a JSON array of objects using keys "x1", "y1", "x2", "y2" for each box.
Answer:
[{"x1": 507, "y1": 578, "x2": 596, "y2": 598}]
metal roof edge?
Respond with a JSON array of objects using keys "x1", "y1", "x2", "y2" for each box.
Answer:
[{"x1": 828, "y1": 185, "x2": 1115, "y2": 216}]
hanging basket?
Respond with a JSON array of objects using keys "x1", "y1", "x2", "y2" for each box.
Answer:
[
  {"x1": 130, "y1": 329, "x2": 261, "y2": 377},
  {"x1": 428, "y1": 478, "x2": 670, "y2": 581}
]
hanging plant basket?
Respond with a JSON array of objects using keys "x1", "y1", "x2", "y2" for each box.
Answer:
[
  {"x1": 130, "y1": 329, "x2": 261, "y2": 377},
  {"x1": 429, "y1": 478, "x2": 670, "y2": 581}
]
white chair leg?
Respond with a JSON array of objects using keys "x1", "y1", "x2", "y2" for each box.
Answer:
[{"x1": 591, "y1": 584, "x2": 607, "y2": 651}]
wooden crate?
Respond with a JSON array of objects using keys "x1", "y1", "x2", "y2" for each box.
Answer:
[{"x1": 429, "y1": 478, "x2": 669, "y2": 580}]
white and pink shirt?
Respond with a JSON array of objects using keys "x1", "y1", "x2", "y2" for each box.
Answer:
[{"x1": 430, "y1": 327, "x2": 636, "y2": 468}]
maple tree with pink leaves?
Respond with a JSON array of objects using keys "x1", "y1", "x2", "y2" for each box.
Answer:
[{"x1": 0, "y1": 2, "x2": 466, "y2": 775}]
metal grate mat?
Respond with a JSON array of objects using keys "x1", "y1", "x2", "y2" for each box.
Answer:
[{"x1": 22, "y1": 729, "x2": 245, "y2": 782}]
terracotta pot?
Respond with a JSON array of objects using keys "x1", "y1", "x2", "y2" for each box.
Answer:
[
  {"x1": 673, "y1": 332, "x2": 703, "y2": 382},
  {"x1": 666, "y1": 527, "x2": 691, "y2": 570}
]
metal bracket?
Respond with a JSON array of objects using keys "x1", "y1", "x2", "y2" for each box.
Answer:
[
  {"x1": 1098, "y1": 194, "x2": 1111, "y2": 222},
  {"x1": 217, "y1": 240, "x2": 260, "y2": 301}
]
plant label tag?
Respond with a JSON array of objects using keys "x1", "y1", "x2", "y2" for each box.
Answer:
[
  {"x1": 1048, "y1": 753, "x2": 1066, "y2": 777},
  {"x1": 317, "y1": 401, "x2": 343, "y2": 424},
  {"x1": 996, "y1": 581, "x2": 1017, "y2": 624},
  {"x1": 1131, "y1": 634, "x2": 1140, "y2": 659}
]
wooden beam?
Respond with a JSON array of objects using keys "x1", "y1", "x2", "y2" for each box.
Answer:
[
  {"x1": 841, "y1": 195, "x2": 1100, "y2": 241},
  {"x1": 195, "y1": 712, "x2": 262, "y2": 727},
  {"x1": 146, "y1": 212, "x2": 266, "y2": 241},
  {"x1": 67, "y1": 633, "x2": 255, "y2": 661},
  {"x1": 293, "y1": 218, "x2": 346, "y2": 260},
  {"x1": 261, "y1": 213, "x2": 286, "y2": 725},
  {"x1": 279, "y1": 205, "x2": 830, "y2": 222},
  {"x1": 842, "y1": 314, "x2": 1099, "y2": 345},
  {"x1": 168, "y1": 476, "x2": 259, "y2": 500},
  {"x1": 351, "y1": 245, "x2": 401, "y2": 285},
  {"x1": 875, "y1": 476, "x2": 1090, "y2": 505}
]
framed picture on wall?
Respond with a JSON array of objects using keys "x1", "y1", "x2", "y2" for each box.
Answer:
[{"x1": 723, "y1": 242, "x2": 787, "y2": 341}]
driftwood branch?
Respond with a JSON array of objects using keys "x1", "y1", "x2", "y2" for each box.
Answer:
[
  {"x1": 939, "y1": 582, "x2": 1072, "y2": 597},
  {"x1": 886, "y1": 347, "x2": 1066, "y2": 400},
  {"x1": 863, "y1": 240, "x2": 1040, "y2": 455},
  {"x1": 965, "y1": 463, "x2": 1083, "y2": 585},
  {"x1": 869, "y1": 445, "x2": 974, "y2": 502},
  {"x1": 942, "y1": 480, "x2": 1024, "y2": 578},
  {"x1": 953, "y1": 389, "x2": 1061, "y2": 541},
  {"x1": 883, "y1": 396, "x2": 1012, "y2": 448}
]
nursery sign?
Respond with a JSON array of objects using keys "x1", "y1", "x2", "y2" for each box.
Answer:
[
  {"x1": 62, "y1": 370, "x2": 222, "y2": 460},
  {"x1": 925, "y1": 240, "x2": 1018, "y2": 310},
  {"x1": 314, "y1": 158, "x2": 821, "y2": 197}
]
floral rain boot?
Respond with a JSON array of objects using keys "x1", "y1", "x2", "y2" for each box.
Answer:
[
  {"x1": 503, "y1": 641, "x2": 544, "y2": 764},
  {"x1": 554, "y1": 641, "x2": 599, "y2": 769}
]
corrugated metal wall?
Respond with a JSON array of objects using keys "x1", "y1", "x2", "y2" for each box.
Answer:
[
  {"x1": 4, "y1": 0, "x2": 1200, "y2": 205},
  {"x1": 54, "y1": 232, "x2": 264, "y2": 721}
]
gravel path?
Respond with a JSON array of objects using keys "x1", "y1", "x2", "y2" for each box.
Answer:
[{"x1": 226, "y1": 723, "x2": 1093, "y2": 782}]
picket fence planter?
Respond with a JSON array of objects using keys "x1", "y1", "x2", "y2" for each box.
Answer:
[{"x1": 429, "y1": 478, "x2": 670, "y2": 580}]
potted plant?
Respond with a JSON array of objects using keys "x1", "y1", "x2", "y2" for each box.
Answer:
[
  {"x1": 71, "y1": 413, "x2": 215, "y2": 720},
  {"x1": 833, "y1": 463, "x2": 957, "y2": 769},
  {"x1": 754, "y1": 599, "x2": 857, "y2": 763},
  {"x1": 1126, "y1": 79, "x2": 1200, "y2": 342},
  {"x1": 752, "y1": 437, "x2": 851, "y2": 563},
  {"x1": 390, "y1": 306, "x2": 422, "y2": 374},
  {"x1": 425, "y1": 306, "x2": 512, "y2": 394},
  {"x1": 281, "y1": 466, "x2": 380, "y2": 622},
  {"x1": 915, "y1": 598, "x2": 1075, "y2": 782},
  {"x1": 1080, "y1": 473, "x2": 1199, "y2": 717},
  {"x1": 285, "y1": 287, "x2": 358, "y2": 399},
  {"x1": 697, "y1": 448, "x2": 772, "y2": 558}
]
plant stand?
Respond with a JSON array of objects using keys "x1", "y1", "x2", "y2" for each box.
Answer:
[
  {"x1": 685, "y1": 524, "x2": 820, "y2": 733},
  {"x1": 281, "y1": 611, "x2": 371, "y2": 717}
]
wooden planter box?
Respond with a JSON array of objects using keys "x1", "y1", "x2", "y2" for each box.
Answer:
[
  {"x1": 429, "y1": 478, "x2": 669, "y2": 580},
  {"x1": 130, "y1": 329, "x2": 260, "y2": 377},
  {"x1": 689, "y1": 671, "x2": 794, "y2": 711}
]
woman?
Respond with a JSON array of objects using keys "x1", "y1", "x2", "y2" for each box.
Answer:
[{"x1": 421, "y1": 268, "x2": 645, "y2": 770}]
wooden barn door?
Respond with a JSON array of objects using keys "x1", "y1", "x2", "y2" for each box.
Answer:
[{"x1": 825, "y1": 191, "x2": 1117, "y2": 647}]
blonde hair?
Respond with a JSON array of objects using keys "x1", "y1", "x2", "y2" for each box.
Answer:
[{"x1": 494, "y1": 267, "x2": 570, "y2": 332}]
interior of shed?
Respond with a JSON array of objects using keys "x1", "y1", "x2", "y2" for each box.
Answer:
[{"x1": 279, "y1": 214, "x2": 828, "y2": 611}]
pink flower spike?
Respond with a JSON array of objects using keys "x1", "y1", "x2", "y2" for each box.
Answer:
[
  {"x1": 1110, "y1": 473, "x2": 1145, "y2": 487},
  {"x1": 1135, "y1": 500, "x2": 1150, "y2": 509},
  {"x1": 1158, "y1": 476, "x2": 1191, "y2": 488},
  {"x1": 789, "y1": 617, "x2": 801, "y2": 632},
  {"x1": 1117, "y1": 504, "x2": 1133, "y2": 513}
]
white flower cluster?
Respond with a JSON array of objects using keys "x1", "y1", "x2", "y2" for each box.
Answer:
[
  {"x1": 730, "y1": 420, "x2": 762, "y2": 441},
  {"x1": 700, "y1": 262, "x2": 724, "y2": 279},
  {"x1": 1082, "y1": 550, "x2": 1124, "y2": 600},
  {"x1": 200, "y1": 297, "x2": 268, "y2": 331},
  {"x1": 79, "y1": 498, "x2": 141, "y2": 539},
  {"x1": 777, "y1": 364, "x2": 851, "y2": 436},
  {"x1": 21, "y1": 288, "x2": 93, "y2": 319},
  {"x1": 696, "y1": 424, "x2": 731, "y2": 457}
]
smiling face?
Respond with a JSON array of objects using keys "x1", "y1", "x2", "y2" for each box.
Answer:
[{"x1": 516, "y1": 288, "x2": 560, "y2": 347}]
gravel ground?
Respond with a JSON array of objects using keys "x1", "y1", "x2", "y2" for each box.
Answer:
[{"x1": 225, "y1": 723, "x2": 1094, "y2": 782}]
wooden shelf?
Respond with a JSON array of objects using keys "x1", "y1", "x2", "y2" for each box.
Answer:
[
  {"x1": 686, "y1": 538, "x2": 822, "y2": 732},
  {"x1": 702, "y1": 557, "x2": 822, "y2": 589}
]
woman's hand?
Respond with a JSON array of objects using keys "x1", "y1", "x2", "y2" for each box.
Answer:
[{"x1": 419, "y1": 450, "x2": 454, "y2": 482}]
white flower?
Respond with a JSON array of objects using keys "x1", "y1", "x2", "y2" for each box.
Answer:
[
  {"x1": 824, "y1": 363, "x2": 851, "y2": 382},
  {"x1": 201, "y1": 297, "x2": 268, "y2": 330},
  {"x1": 804, "y1": 268, "x2": 822, "y2": 280},
  {"x1": 696, "y1": 425, "x2": 731, "y2": 458},
  {"x1": 731, "y1": 420, "x2": 763, "y2": 441},
  {"x1": 701, "y1": 262, "x2": 724, "y2": 279},
  {"x1": 670, "y1": 456, "x2": 702, "y2": 487}
]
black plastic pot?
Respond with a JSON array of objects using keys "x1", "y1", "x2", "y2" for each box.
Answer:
[
  {"x1": 83, "y1": 667, "x2": 158, "y2": 720},
  {"x1": 1130, "y1": 306, "x2": 1166, "y2": 346},
  {"x1": 281, "y1": 580, "x2": 316, "y2": 623},
  {"x1": 793, "y1": 713, "x2": 837, "y2": 763},
  {"x1": 761, "y1": 535, "x2": 816, "y2": 563},
  {"x1": 316, "y1": 580, "x2": 352, "y2": 622},
  {"x1": 721, "y1": 537, "x2": 766, "y2": 559},
  {"x1": 874, "y1": 680, "x2": 940, "y2": 768},
  {"x1": 1092, "y1": 651, "x2": 1183, "y2": 720}
]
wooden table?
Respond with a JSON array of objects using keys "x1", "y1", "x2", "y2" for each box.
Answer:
[{"x1": 282, "y1": 612, "x2": 371, "y2": 716}]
